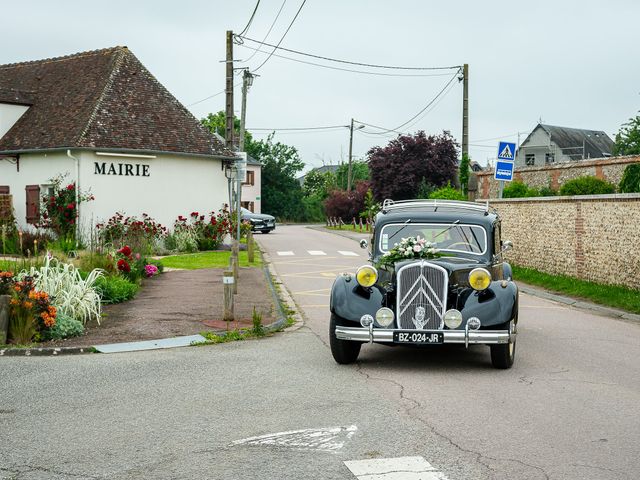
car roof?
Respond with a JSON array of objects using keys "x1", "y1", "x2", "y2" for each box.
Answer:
[{"x1": 375, "y1": 199, "x2": 498, "y2": 229}]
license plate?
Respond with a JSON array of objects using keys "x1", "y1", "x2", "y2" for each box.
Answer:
[{"x1": 393, "y1": 331, "x2": 444, "y2": 344}]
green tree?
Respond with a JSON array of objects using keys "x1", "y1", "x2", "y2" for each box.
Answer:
[
  {"x1": 200, "y1": 111, "x2": 253, "y2": 147},
  {"x1": 302, "y1": 169, "x2": 332, "y2": 198},
  {"x1": 459, "y1": 154, "x2": 471, "y2": 195},
  {"x1": 246, "y1": 133, "x2": 305, "y2": 221},
  {"x1": 619, "y1": 163, "x2": 640, "y2": 193},
  {"x1": 334, "y1": 161, "x2": 369, "y2": 190},
  {"x1": 612, "y1": 112, "x2": 640, "y2": 156}
]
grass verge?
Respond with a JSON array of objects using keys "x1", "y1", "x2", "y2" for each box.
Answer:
[
  {"x1": 512, "y1": 265, "x2": 640, "y2": 314},
  {"x1": 326, "y1": 225, "x2": 370, "y2": 233},
  {"x1": 160, "y1": 250, "x2": 262, "y2": 270}
]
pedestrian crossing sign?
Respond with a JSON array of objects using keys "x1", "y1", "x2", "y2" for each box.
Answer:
[{"x1": 497, "y1": 141, "x2": 516, "y2": 161}]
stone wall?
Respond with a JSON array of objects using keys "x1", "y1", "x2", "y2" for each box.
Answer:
[
  {"x1": 473, "y1": 155, "x2": 640, "y2": 199},
  {"x1": 486, "y1": 194, "x2": 640, "y2": 290}
]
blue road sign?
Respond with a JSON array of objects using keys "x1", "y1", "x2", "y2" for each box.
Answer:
[
  {"x1": 497, "y1": 141, "x2": 516, "y2": 161},
  {"x1": 494, "y1": 160, "x2": 515, "y2": 181}
]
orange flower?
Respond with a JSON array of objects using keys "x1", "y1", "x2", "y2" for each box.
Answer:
[
  {"x1": 48, "y1": 305, "x2": 57, "y2": 316},
  {"x1": 23, "y1": 301, "x2": 33, "y2": 309},
  {"x1": 9, "y1": 298, "x2": 19, "y2": 306}
]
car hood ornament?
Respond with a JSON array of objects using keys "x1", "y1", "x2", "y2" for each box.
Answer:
[{"x1": 412, "y1": 306, "x2": 429, "y2": 329}]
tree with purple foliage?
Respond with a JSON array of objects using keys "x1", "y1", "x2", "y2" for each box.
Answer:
[{"x1": 367, "y1": 131, "x2": 459, "y2": 201}]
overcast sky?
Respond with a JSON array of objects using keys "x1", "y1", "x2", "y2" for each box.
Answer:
[{"x1": 3, "y1": 0, "x2": 639, "y2": 172}]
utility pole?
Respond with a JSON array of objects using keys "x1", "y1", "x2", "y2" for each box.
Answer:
[
  {"x1": 225, "y1": 30, "x2": 234, "y2": 149},
  {"x1": 347, "y1": 118, "x2": 354, "y2": 191},
  {"x1": 239, "y1": 69, "x2": 254, "y2": 152},
  {"x1": 461, "y1": 63, "x2": 469, "y2": 159}
]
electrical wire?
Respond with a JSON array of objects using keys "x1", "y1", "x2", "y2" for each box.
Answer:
[
  {"x1": 240, "y1": 0, "x2": 287, "y2": 64},
  {"x1": 237, "y1": 34, "x2": 461, "y2": 71},
  {"x1": 238, "y1": 0, "x2": 261, "y2": 36},
  {"x1": 253, "y1": 0, "x2": 307, "y2": 72},
  {"x1": 237, "y1": 44, "x2": 454, "y2": 77},
  {"x1": 248, "y1": 125, "x2": 348, "y2": 131},
  {"x1": 185, "y1": 82, "x2": 242, "y2": 107},
  {"x1": 398, "y1": 73, "x2": 459, "y2": 132}
]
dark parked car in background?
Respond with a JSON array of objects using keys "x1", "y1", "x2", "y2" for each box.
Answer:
[
  {"x1": 329, "y1": 199, "x2": 518, "y2": 369},
  {"x1": 241, "y1": 207, "x2": 276, "y2": 234}
]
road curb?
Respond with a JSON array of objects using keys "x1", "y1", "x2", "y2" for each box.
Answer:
[
  {"x1": 306, "y1": 225, "x2": 370, "y2": 243},
  {"x1": 256, "y1": 242, "x2": 305, "y2": 332},
  {"x1": 0, "y1": 346, "x2": 96, "y2": 357},
  {"x1": 519, "y1": 284, "x2": 640, "y2": 324}
]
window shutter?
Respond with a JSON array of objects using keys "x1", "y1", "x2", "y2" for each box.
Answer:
[
  {"x1": 0, "y1": 186, "x2": 9, "y2": 194},
  {"x1": 25, "y1": 185, "x2": 40, "y2": 224}
]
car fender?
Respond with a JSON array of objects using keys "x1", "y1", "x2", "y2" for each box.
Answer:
[
  {"x1": 330, "y1": 274, "x2": 385, "y2": 325},
  {"x1": 458, "y1": 280, "x2": 518, "y2": 328}
]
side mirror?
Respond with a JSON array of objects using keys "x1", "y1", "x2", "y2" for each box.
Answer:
[
  {"x1": 502, "y1": 240, "x2": 513, "y2": 252},
  {"x1": 359, "y1": 239, "x2": 368, "y2": 249}
]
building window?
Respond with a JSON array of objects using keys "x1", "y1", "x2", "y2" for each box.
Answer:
[
  {"x1": 243, "y1": 170, "x2": 255, "y2": 186},
  {"x1": 545, "y1": 153, "x2": 555, "y2": 164},
  {"x1": 525, "y1": 154, "x2": 535, "y2": 166},
  {"x1": 0, "y1": 186, "x2": 9, "y2": 194},
  {"x1": 25, "y1": 185, "x2": 40, "y2": 224}
]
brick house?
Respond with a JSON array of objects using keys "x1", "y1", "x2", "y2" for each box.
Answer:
[{"x1": 0, "y1": 46, "x2": 237, "y2": 234}]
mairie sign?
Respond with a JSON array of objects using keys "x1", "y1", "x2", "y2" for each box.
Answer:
[
  {"x1": 494, "y1": 160, "x2": 515, "y2": 181},
  {"x1": 497, "y1": 141, "x2": 516, "y2": 161}
]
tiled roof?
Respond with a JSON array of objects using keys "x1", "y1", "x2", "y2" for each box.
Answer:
[
  {"x1": 0, "y1": 47, "x2": 235, "y2": 157},
  {"x1": 522, "y1": 124, "x2": 614, "y2": 160}
]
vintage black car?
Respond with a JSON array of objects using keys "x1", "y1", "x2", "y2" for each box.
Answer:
[{"x1": 329, "y1": 199, "x2": 518, "y2": 369}]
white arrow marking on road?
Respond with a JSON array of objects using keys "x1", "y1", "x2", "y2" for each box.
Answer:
[
  {"x1": 338, "y1": 250, "x2": 359, "y2": 256},
  {"x1": 308, "y1": 250, "x2": 327, "y2": 255},
  {"x1": 231, "y1": 425, "x2": 357, "y2": 452},
  {"x1": 344, "y1": 456, "x2": 449, "y2": 479},
  {"x1": 277, "y1": 251, "x2": 295, "y2": 256}
]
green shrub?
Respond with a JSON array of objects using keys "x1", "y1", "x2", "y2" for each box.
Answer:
[
  {"x1": 302, "y1": 194, "x2": 325, "y2": 222},
  {"x1": 619, "y1": 164, "x2": 640, "y2": 193},
  {"x1": 94, "y1": 275, "x2": 139, "y2": 304},
  {"x1": 42, "y1": 313, "x2": 84, "y2": 340},
  {"x1": 502, "y1": 181, "x2": 540, "y2": 198},
  {"x1": 559, "y1": 176, "x2": 615, "y2": 196},
  {"x1": 428, "y1": 184, "x2": 466, "y2": 201},
  {"x1": 538, "y1": 186, "x2": 557, "y2": 197}
]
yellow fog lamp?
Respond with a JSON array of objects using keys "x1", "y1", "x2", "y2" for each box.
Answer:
[
  {"x1": 356, "y1": 265, "x2": 378, "y2": 288},
  {"x1": 469, "y1": 268, "x2": 492, "y2": 291}
]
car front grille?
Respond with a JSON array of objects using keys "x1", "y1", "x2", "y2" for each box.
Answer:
[{"x1": 396, "y1": 261, "x2": 448, "y2": 330}]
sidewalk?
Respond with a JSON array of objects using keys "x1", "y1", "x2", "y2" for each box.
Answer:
[{"x1": 39, "y1": 266, "x2": 277, "y2": 348}]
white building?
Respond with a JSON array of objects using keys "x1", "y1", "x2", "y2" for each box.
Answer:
[{"x1": 0, "y1": 46, "x2": 237, "y2": 235}]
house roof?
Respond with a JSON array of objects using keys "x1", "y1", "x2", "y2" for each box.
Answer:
[
  {"x1": 297, "y1": 164, "x2": 342, "y2": 184},
  {"x1": 0, "y1": 47, "x2": 235, "y2": 158},
  {"x1": 522, "y1": 123, "x2": 614, "y2": 160}
]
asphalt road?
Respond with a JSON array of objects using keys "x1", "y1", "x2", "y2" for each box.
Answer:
[
  {"x1": 1, "y1": 224, "x2": 638, "y2": 480},
  {"x1": 256, "y1": 225, "x2": 640, "y2": 480}
]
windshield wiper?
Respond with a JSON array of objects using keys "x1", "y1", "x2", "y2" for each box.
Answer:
[
  {"x1": 433, "y1": 219, "x2": 460, "y2": 240},
  {"x1": 388, "y1": 219, "x2": 411, "y2": 242}
]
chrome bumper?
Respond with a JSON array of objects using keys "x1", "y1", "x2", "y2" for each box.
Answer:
[{"x1": 335, "y1": 326, "x2": 511, "y2": 346}]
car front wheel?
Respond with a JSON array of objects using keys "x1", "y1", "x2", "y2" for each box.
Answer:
[
  {"x1": 490, "y1": 319, "x2": 516, "y2": 369},
  {"x1": 330, "y1": 313, "x2": 361, "y2": 364}
]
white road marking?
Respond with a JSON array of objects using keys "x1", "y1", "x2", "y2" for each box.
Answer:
[
  {"x1": 344, "y1": 456, "x2": 449, "y2": 480},
  {"x1": 231, "y1": 425, "x2": 357, "y2": 452},
  {"x1": 308, "y1": 250, "x2": 327, "y2": 255},
  {"x1": 277, "y1": 251, "x2": 295, "y2": 256},
  {"x1": 338, "y1": 250, "x2": 359, "y2": 256}
]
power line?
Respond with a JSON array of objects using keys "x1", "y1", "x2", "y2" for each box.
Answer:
[
  {"x1": 186, "y1": 82, "x2": 242, "y2": 107},
  {"x1": 253, "y1": 0, "x2": 307, "y2": 72},
  {"x1": 241, "y1": 0, "x2": 287, "y2": 64},
  {"x1": 248, "y1": 125, "x2": 348, "y2": 131},
  {"x1": 237, "y1": 44, "x2": 455, "y2": 77},
  {"x1": 237, "y1": 34, "x2": 461, "y2": 71},
  {"x1": 238, "y1": 0, "x2": 261, "y2": 36}
]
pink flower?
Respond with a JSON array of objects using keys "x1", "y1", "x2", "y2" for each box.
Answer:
[
  {"x1": 144, "y1": 264, "x2": 158, "y2": 277},
  {"x1": 135, "y1": 253, "x2": 141, "y2": 260},
  {"x1": 413, "y1": 245, "x2": 422, "y2": 253}
]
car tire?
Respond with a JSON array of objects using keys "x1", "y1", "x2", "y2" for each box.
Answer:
[
  {"x1": 490, "y1": 319, "x2": 516, "y2": 369},
  {"x1": 330, "y1": 313, "x2": 361, "y2": 364}
]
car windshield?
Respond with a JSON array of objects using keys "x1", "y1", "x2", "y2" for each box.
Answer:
[{"x1": 378, "y1": 222, "x2": 487, "y2": 255}]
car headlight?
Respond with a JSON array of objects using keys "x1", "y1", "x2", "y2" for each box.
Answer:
[
  {"x1": 375, "y1": 307, "x2": 394, "y2": 327},
  {"x1": 468, "y1": 268, "x2": 491, "y2": 291},
  {"x1": 444, "y1": 309, "x2": 463, "y2": 329},
  {"x1": 356, "y1": 265, "x2": 378, "y2": 288}
]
